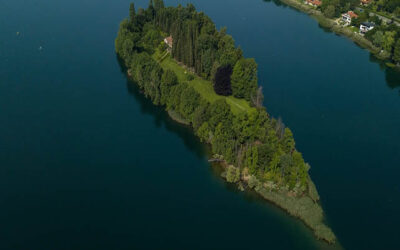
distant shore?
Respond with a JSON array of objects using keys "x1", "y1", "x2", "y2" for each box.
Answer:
[{"x1": 279, "y1": 0, "x2": 390, "y2": 60}]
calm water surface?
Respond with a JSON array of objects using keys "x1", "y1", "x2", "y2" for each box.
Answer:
[{"x1": 1, "y1": 0, "x2": 399, "y2": 249}]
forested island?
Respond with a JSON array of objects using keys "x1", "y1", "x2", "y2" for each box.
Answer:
[{"x1": 115, "y1": 1, "x2": 336, "y2": 243}]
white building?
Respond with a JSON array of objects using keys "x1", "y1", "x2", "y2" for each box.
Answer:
[
  {"x1": 360, "y1": 22, "x2": 375, "y2": 34},
  {"x1": 341, "y1": 11, "x2": 358, "y2": 25}
]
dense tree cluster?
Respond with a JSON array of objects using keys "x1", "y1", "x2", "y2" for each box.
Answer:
[
  {"x1": 364, "y1": 23, "x2": 400, "y2": 63},
  {"x1": 213, "y1": 65, "x2": 233, "y2": 96},
  {"x1": 372, "y1": 0, "x2": 400, "y2": 15},
  {"x1": 115, "y1": 1, "x2": 311, "y2": 193},
  {"x1": 153, "y1": 3, "x2": 258, "y2": 99},
  {"x1": 320, "y1": 0, "x2": 360, "y2": 18}
]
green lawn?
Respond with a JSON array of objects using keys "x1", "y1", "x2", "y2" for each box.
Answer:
[{"x1": 153, "y1": 51, "x2": 253, "y2": 115}]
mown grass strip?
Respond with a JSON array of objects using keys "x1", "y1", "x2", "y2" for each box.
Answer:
[{"x1": 154, "y1": 52, "x2": 253, "y2": 115}]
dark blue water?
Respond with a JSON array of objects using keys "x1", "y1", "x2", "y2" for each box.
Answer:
[{"x1": 1, "y1": 0, "x2": 399, "y2": 249}]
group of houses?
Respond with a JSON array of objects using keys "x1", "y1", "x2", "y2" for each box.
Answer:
[
  {"x1": 303, "y1": 0, "x2": 376, "y2": 35},
  {"x1": 340, "y1": 10, "x2": 375, "y2": 34}
]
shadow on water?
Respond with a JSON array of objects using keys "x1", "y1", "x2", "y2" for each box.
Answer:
[
  {"x1": 116, "y1": 54, "x2": 208, "y2": 160},
  {"x1": 369, "y1": 55, "x2": 400, "y2": 91}
]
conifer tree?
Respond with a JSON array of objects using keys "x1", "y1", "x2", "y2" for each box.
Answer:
[{"x1": 129, "y1": 3, "x2": 136, "y2": 22}]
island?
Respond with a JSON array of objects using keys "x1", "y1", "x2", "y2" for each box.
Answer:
[{"x1": 115, "y1": 0, "x2": 336, "y2": 243}]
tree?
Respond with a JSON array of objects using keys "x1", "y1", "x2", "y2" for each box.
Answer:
[
  {"x1": 208, "y1": 99, "x2": 232, "y2": 130},
  {"x1": 192, "y1": 101, "x2": 210, "y2": 131},
  {"x1": 372, "y1": 31, "x2": 384, "y2": 47},
  {"x1": 394, "y1": 7, "x2": 400, "y2": 17},
  {"x1": 129, "y1": 3, "x2": 136, "y2": 22},
  {"x1": 393, "y1": 39, "x2": 400, "y2": 64},
  {"x1": 154, "y1": 0, "x2": 165, "y2": 11},
  {"x1": 282, "y1": 128, "x2": 295, "y2": 154},
  {"x1": 179, "y1": 86, "x2": 200, "y2": 119},
  {"x1": 323, "y1": 5, "x2": 336, "y2": 18},
  {"x1": 231, "y1": 58, "x2": 258, "y2": 100},
  {"x1": 115, "y1": 3, "x2": 313, "y2": 192},
  {"x1": 382, "y1": 31, "x2": 396, "y2": 52},
  {"x1": 226, "y1": 165, "x2": 240, "y2": 183},
  {"x1": 217, "y1": 33, "x2": 242, "y2": 67},
  {"x1": 122, "y1": 39, "x2": 134, "y2": 63},
  {"x1": 146, "y1": 0, "x2": 155, "y2": 20},
  {"x1": 196, "y1": 122, "x2": 211, "y2": 142},
  {"x1": 213, "y1": 65, "x2": 233, "y2": 96}
]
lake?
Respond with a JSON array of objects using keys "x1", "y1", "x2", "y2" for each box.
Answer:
[{"x1": 0, "y1": 0, "x2": 399, "y2": 249}]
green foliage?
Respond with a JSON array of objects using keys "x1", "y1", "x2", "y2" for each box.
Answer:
[
  {"x1": 393, "y1": 39, "x2": 400, "y2": 63},
  {"x1": 179, "y1": 86, "x2": 200, "y2": 119},
  {"x1": 160, "y1": 69, "x2": 178, "y2": 105},
  {"x1": 371, "y1": 0, "x2": 400, "y2": 14},
  {"x1": 226, "y1": 165, "x2": 240, "y2": 183},
  {"x1": 154, "y1": 3, "x2": 249, "y2": 84},
  {"x1": 208, "y1": 99, "x2": 232, "y2": 130},
  {"x1": 321, "y1": 0, "x2": 360, "y2": 18},
  {"x1": 383, "y1": 31, "x2": 397, "y2": 52},
  {"x1": 154, "y1": 0, "x2": 165, "y2": 11},
  {"x1": 192, "y1": 101, "x2": 210, "y2": 131},
  {"x1": 196, "y1": 122, "x2": 211, "y2": 142},
  {"x1": 115, "y1": 1, "x2": 311, "y2": 192},
  {"x1": 129, "y1": 3, "x2": 136, "y2": 22},
  {"x1": 323, "y1": 5, "x2": 337, "y2": 18},
  {"x1": 231, "y1": 58, "x2": 258, "y2": 101},
  {"x1": 372, "y1": 30, "x2": 397, "y2": 52},
  {"x1": 248, "y1": 175, "x2": 260, "y2": 189}
]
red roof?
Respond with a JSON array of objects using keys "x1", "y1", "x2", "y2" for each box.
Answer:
[
  {"x1": 361, "y1": 0, "x2": 372, "y2": 4},
  {"x1": 348, "y1": 11, "x2": 358, "y2": 18},
  {"x1": 306, "y1": 0, "x2": 322, "y2": 6},
  {"x1": 164, "y1": 36, "x2": 173, "y2": 47}
]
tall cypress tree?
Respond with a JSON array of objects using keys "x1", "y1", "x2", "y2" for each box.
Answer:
[
  {"x1": 154, "y1": 0, "x2": 165, "y2": 11},
  {"x1": 129, "y1": 3, "x2": 136, "y2": 22},
  {"x1": 147, "y1": 0, "x2": 155, "y2": 20}
]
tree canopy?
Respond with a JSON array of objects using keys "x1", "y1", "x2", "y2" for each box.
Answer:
[{"x1": 115, "y1": 0, "x2": 311, "y2": 194}]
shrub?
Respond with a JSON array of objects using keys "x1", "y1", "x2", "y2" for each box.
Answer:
[{"x1": 226, "y1": 165, "x2": 240, "y2": 183}]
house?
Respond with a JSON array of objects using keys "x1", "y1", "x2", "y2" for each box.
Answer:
[
  {"x1": 341, "y1": 11, "x2": 358, "y2": 25},
  {"x1": 164, "y1": 36, "x2": 173, "y2": 48},
  {"x1": 360, "y1": 22, "x2": 375, "y2": 34},
  {"x1": 305, "y1": 0, "x2": 322, "y2": 7},
  {"x1": 361, "y1": 0, "x2": 372, "y2": 6}
]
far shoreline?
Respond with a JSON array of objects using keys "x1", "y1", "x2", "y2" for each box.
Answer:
[{"x1": 276, "y1": 0, "x2": 396, "y2": 63}]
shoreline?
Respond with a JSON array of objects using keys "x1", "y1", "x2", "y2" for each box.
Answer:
[
  {"x1": 278, "y1": 0, "x2": 390, "y2": 60},
  {"x1": 126, "y1": 58, "x2": 336, "y2": 244},
  {"x1": 216, "y1": 160, "x2": 337, "y2": 244},
  {"x1": 118, "y1": 4, "x2": 337, "y2": 244}
]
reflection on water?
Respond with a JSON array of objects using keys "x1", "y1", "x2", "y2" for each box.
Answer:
[
  {"x1": 116, "y1": 55, "x2": 207, "y2": 160},
  {"x1": 385, "y1": 68, "x2": 400, "y2": 90},
  {"x1": 116, "y1": 54, "x2": 343, "y2": 250}
]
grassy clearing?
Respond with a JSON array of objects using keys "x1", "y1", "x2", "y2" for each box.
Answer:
[{"x1": 153, "y1": 51, "x2": 253, "y2": 115}]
